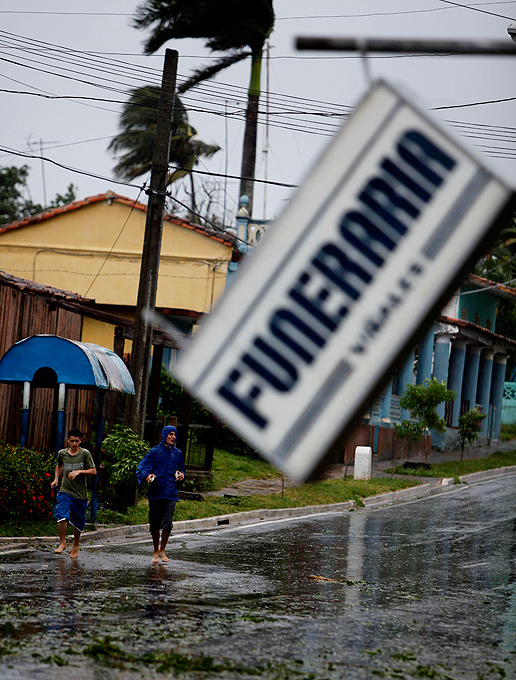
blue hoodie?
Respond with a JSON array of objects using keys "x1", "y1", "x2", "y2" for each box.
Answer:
[{"x1": 136, "y1": 426, "x2": 186, "y2": 502}]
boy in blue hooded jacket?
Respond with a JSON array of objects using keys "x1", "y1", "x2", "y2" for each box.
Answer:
[{"x1": 136, "y1": 426, "x2": 185, "y2": 563}]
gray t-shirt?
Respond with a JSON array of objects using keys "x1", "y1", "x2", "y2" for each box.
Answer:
[{"x1": 57, "y1": 447, "x2": 95, "y2": 500}]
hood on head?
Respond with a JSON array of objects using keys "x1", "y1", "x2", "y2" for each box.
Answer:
[{"x1": 161, "y1": 425, "x2": 177, "y2": 446}]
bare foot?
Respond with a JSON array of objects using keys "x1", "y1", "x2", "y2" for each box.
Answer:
[
  {"x1": 160, "y1": 551, "x2": 169, "y2": 563},
  {"x1": 151, "y1": 554, "x2": 160, "y2": 563},
  {"x1": 69, "y1": 547, "x2": 79, "y2": 559},
  {"x1": 54, "y1": 544, "x2": 66, "y2": 554}
]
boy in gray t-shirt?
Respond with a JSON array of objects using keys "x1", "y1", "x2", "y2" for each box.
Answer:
[{"x1": 51, "y1": 428, "x2": 96, "y2": 558}]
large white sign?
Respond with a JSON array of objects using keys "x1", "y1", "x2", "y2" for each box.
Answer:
[{"x1": 174, "y1": 80, "x2": 514, "y2": 482}]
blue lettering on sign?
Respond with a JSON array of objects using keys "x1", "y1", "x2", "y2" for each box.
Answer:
[{"x1": 217, "y1": 129, "x2": 456, "y2": 429}]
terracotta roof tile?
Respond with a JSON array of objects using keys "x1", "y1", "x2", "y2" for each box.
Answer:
[
  {"x1": 0, "y1": 269, "x2": 93, "y2": 303},
  {"x1": 0, "y1": 192, "x2": 236, "y2": 247},
  {"x1": 438, "y1": 314, "x2": 516, "y2": 348}
]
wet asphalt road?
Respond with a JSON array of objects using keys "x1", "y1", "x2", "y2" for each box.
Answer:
[{"x1": 0, "y1": 476, "x2": 515, "y2": 679}]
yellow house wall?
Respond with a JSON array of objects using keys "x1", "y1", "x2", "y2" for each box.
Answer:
[
  {"x1": 81, "y1": 317, "x2": 134, "y2": 354},
  {"x1": 0, "y1": 199, "x2": 232, "y2": 313}
]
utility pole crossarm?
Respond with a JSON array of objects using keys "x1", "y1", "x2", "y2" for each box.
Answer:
[{"x1": 296, "y1": 37, "x2": 516, "y2": 56}]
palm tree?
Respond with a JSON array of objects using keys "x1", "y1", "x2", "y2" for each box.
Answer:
[
  {"x1": 133, "y1": 0, "x2": 275, "y2": 217},
  {"x1": 109, "y1": 85, "x2": 220, "y2": 220}
]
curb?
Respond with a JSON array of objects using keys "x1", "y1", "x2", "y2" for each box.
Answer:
[
  {"x1": 363, "y1": 483, "x2": 432, "y2": 507},
  {"x1": 2, "y1": 467, "x2": 515, "y2": 551},
  {"x1": 459, "y1": 465, "x2": 516, "y2": 485},
  {"x1": 171, "y1": 500, "x2": 356, "y2": 532}
]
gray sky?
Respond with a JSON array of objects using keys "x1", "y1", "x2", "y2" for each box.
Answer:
[{"x1": 1, "y1": 0, "x2": 515, "y2": 227}]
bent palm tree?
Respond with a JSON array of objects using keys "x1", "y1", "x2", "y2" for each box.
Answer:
[
  {"x1": 109, "y1": 85, "x2": 220, "y2": 219},
  {"x1": 133, "y1": 0, "x2": 275, "y2": 216}
]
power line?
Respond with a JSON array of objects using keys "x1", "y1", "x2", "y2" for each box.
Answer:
[
  {"x1": 0, "y1": 145, "x2": 143, "y2": 189},
  {"x1": 169, "y1": 165, "x2": 298, "y2": 188},
  {"x1": 433, "y1": 96, "x2": 516, "y2": 110},
  {"x1": 437, "y1": 0, "x2": 516, "y2": 21},
  {"x1": 0, "y1": 143, "x2": 253, "y2": 246},
  {"x1": 1, "y1": 1, "x2": 513, "y2": 18},
  {"x1": 4, "y1": 84, "x2": 516, "y2": 147},
  {"x1": 81, "y1": 186, "x2": 146, "y2": 300},
  {"x1": 3, "y1": 28, "x2": 514, "y2": 132},
  {"x1": 0, "y1": 145, "x2": 301, "y2": 193}
]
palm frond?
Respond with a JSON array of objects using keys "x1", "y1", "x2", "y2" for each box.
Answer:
[
  {"x1": 109, "y1": 83, "x2": 219, "y2": 181},
  {"x1": 134, "y1": 0, "x2": 274, "y2": 54},
  {"x1": 178, "y1": 51, "x2": 250, "y2": 93}
]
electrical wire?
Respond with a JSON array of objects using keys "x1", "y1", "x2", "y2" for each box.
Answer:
[
  {"x1": 437, "y1": 0, "x2": 516, "y2": 21},
  {"x1": 81, "y1": 186, "x2": 146, "y2": 300},
  {"x1": 1, "y1": 2, "x2": 513, "y2": 18},
  {"x1": 0, "y1": 145, "x2": 144, "y2": 189},
  {"x1": 169, "y1": 165, "x2": 298, "y2": 189},
  {"x1": 460, "y1": 276, "x2": 516, "y2": 293},
  {"x1": 0, "y1": 143, "x2": 260, "y2": 247},
  {"x1": 2, "y1": 28, "x2": 514, "y2": 140},
  {"x1": 433, "y1": 96, "x2": 516, "y2": 110}
]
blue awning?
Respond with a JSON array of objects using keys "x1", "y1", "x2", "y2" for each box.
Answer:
[{"x1": 0, "y1": 335, "x2": 134, "y2": 394}]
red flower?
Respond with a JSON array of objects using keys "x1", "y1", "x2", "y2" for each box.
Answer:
[{"x1": 45, "y1": 473, "x2": 51, "y2": 477}]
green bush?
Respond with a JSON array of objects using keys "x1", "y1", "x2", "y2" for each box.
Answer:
[
  {"x1": 457, "y1": 407, "x2": 486, "y2": 461},
  {"x1": 0, "y1": 442, "x2": 55, "y2": 521},
  {"x1": 214, "y1": 422, "x2": 259, "y2": 458},
  {"x1": 101, "y1": 425, "x2": 150, "y2": 494},
  {"x1": 159, "y1": 366, "x2": 212, "y2": 424}
]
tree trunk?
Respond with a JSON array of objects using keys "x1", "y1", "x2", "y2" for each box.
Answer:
[{"x1": 239, "y1": 48, "x2": 263, "y2": 217}]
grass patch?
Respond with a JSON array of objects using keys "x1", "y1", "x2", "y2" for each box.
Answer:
[
  {"x1": 389, "y1": 449, "x2": 516, "y2": 479},
  {"x1": 207, "y1": 448, "x2": 283, "y2": 488},
  {"x1": 500, "y1": 423, "x2": 516, "y2": 442}
]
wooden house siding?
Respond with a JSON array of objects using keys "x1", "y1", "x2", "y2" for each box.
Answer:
[{"x1": 0, "y1": 273, "x2": 95, "y2": 453}]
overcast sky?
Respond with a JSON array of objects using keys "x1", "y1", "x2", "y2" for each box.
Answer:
[{"x1": 1, "y1": 0, "x2": 515, "y2": 227}]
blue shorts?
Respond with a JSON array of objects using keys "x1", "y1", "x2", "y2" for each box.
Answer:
[{"x1": 54, "y1": 492, "x2": 88, "y2": 533}]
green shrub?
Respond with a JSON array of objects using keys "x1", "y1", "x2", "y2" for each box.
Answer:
[
  {"x1": 214, "y1": 422, "x2": 259, "y2": 458},
  {"x1": 394, "y1": 378, "x2": 456, "y2": 463},
  {"x1": 457, "y1": 407, "x2": 486, "y2": 461},
  {"x1": 101, "y1": 425, "x2": 150, "y2": 495},
  {"x1": 0, "y1": 442, "x2": 55, "y2": 521},
  {"x1": 159, "y1": 366, "x2": 212, "y2": 425}
]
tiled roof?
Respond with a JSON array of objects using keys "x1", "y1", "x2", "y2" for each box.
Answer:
[
  {"x1": 438, "y1": 314, "x2": 516, "y2": 349},
  {"x1": 465, "y1": 274, "x2": 516, "y2": 300},
  {"x1": 0, "y1": 191, "x2": 236, "y2": 247},
  {"x1": 0, "y1": 269, "x2": 93, "y2": 303}
]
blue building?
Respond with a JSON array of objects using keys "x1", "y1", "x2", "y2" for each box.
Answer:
[
  {"x1": 232, "y1": 200, "x2": 516, "y2": 460},
  {"x1": 362, "y1": 274, "x2": 516, "y2": 458}
]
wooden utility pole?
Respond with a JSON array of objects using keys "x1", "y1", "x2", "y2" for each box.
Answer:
[{"x1": 128, "y1": 48, "x2": 178, "y2": 437}]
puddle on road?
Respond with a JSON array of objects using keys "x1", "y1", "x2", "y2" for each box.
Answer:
[{"x1": 0, "y1": 480, "x2": 515, "y2": 678}]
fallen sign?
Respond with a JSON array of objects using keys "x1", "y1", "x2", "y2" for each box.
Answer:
[{"x1": 173, "y1": 80, "x2": 515, "y2": 482}]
